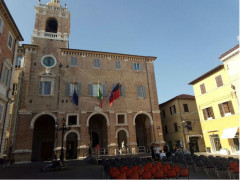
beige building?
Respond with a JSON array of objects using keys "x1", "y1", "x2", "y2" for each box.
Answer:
[
  {"x1": 159, "y1": 94, "x2": 205, "y2": 152},
  {"x1": 0, "y1": 0, "x2": 23, "y2": 158},
  {"x1": 12, "y1": 0, "x2": 163, "y2": 162}
]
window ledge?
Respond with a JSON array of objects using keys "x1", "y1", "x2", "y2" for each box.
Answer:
[
  {"x1": 224, "y1": 113, "x2": 232, "y2": 117},
  {"x1": 68, "y1": 125, "x2": 80, "y2": 127},
  {"x1": 115, "y1": 124, "x2": 128, "y2": 126},
  {"x1": 38, "y1": 94, "x2": 54, "y2": 97}
]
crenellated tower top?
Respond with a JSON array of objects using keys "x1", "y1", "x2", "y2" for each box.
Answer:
[{"x1": 47, "y1": 0, "x2": 61, "y2": 7}]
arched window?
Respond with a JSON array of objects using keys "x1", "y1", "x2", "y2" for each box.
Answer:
[{"x1": 46, "y1": 18, "x2": 58, "y2": 33}]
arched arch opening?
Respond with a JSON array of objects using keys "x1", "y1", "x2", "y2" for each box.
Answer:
[
  {"x1": 117, "y1": 130, "x2": 127, "y2": 148},
  {"x1": 46, "y1": 18, "x2": 58, "y2": 33},
  {"x1": 66, "y1": 132, "x2": 78, "y2": 159},
  {"x1": 135, "y1": 114, "x2": 152, "y2": 147},
  {"x1": 89, "y1": 114, "x2": 108, "y2": 150},
  {"x1": 31, "y1": 115, "x2": 55, "y2": 161}
]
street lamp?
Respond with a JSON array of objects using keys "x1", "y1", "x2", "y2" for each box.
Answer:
[{"x1": 55, "y1": 118, "x2": 71, "y2": 164}]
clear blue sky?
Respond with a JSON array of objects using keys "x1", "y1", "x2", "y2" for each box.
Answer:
[{"x1": 5, "y1": 0, "x2": 239, "y2": 104}]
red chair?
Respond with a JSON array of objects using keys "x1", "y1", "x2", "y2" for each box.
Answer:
[
  {"x1": 142, "y1": 171, "x2": 152, "y2": 179},
  {"x1": 162, "y1": 166, "x2": 168, "y2": 175},
  {"x1": 143, "y1": 165, "x2": 149, "y2": 171},
  {"x1": 109, "y1": 169, "x2": 120, "y2": 179},
  {"x1": 167, "y1": 168, "x2": 177, "y2": 178},
  {"x1": 150, "y1": 167, "x2": 156, "y2": 175},
  {"x1": 120, "y1": 166, "x2": 128, "y2": 173},
  {"x1": 138, "y1": 168, "x2": 144, "y2": 177},
  {"x1": 179, "y1": 168, "x2": 189, "y2": 179},
  {"x1": 163, "y1": 164, "x2": 171, "y2": 169},
  {"x1": 129, "y1": 172, "x2": 139, "y2": 179},
  {"x1": 131, "y1": 165, "x2": 139, "y2": 172},
  {"x1": 153, "y1": 170, "x2": 164, "y2": 179},
  {"x1": 229, "y1": 162, "x2": 238, "y2": 170},
  {"x1": 147, "y1": 163, "x2": 153, "y2": 168},
  {"x1": 155, "y1": 162, "x2": 162, "y2": 167},
  {"x1": 116, "y1": 173, "x2": 126, "y2": 179},
  {"x1": 172, "y1": 165, "x2": 180, "y2": 174},
  {"x1": 126, "y1": 169, "x2": 133, "y2": 178}
]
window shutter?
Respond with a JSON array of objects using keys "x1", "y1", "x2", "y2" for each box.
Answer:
[
  {"x1": 65, "y1": 82, "x2": 70, "y2": 96},
  {"x1": 39, "y1": 81, "x2": 43, "y2": 95},
  {"x1": 7, "y1": 69, "x2": 11, "y2": 87},
  {"x1": 131, "y1": 62, "x2": 135, "y2": 71},
  {"x1": 103, "y1": 84, "x2": 107, "y2": 97},
  {"x1": 143, "y1": 86, "x2": 147, "y2": 97},
  {"x1": 137, "y1": 86, "x2": 141, "y2": 97},
  {"x1": 77, "y1": 83, "x2": 81, "y2": 96},
  {"x1": 228, "y1": 101, "x2": 235, "y2": 114},
  {"x1": 112, "y1": 84, "x2": 115, "y2": 90},
  {"x1": 120, "y1": 85, "x2": 126, "y2": 97},
  {"x1": 218, "y1": 104, "x2": 224, "y2": 117},
  {"x1": 210, "y1": 107, "x2": 215, "y2": 119},
  {"x1": 97, "y1": 60, "x2": 100, "y2": 67},
  {"x1": 200, "y1": 84, "x2": 206, "y2": 94},
  {"x1": 170, "y1": 107, "x2": 172, "y2": 115},
  {"x1": 88, "y1": 84, "x2": 93, "y2": 96},
  {"x1": 0, "y1": 18, "x2": 4, "y2": 34},
  {"x1": 140, "y1": 64, "x2": 143, "y2": 71},
  {"x1": 0, "y1": 63, "x2": 5, "y2": 82},
  {"x1": 94, "y1": 59, "x2": 97, "y2": 67},
  {"x1": 202, "y1": 109, "x2": 207, "y2": 120}
]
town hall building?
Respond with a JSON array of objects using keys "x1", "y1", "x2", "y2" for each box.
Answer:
[{"x1": 12, "y1": 0, "x2": 163, "y2": 162}]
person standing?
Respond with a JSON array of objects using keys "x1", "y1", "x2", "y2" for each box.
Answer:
[
  {"x1": 150, "y1": 145, "x2": 155, "y2": 160},
  {"x1": 155, "y1": 146, "x2": 160, "y2": 161}
]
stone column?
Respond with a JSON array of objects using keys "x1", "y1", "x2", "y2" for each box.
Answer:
[
  {"x1": 108, "y1": 112, "x2": 118, "y2": 155},
  {"x1": 79, "y1": 112, "x2": 90, "y2": 158},
  {"x1": 127, "y1": 112, "x2": 137, "y2": 154}
]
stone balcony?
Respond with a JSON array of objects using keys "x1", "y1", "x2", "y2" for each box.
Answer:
[{"x1": 32, "y1": 30, "x2": 69, "y2": 41}]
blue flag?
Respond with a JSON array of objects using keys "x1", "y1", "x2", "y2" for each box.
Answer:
[{"x1": 72, "y1": 89, "x2": 78, "y2": 108}]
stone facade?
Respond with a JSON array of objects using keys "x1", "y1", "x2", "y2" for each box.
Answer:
[
  {"x1": 0, "y1": 0, "x2": 23, "y2": 158},
  {"x1": 13, "y1": 0, "x2": 163, "y2": 162}
]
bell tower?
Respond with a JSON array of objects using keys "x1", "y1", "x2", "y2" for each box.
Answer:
[{"x1": 32, "y1": 0, "x2": 70, "y2": 48}]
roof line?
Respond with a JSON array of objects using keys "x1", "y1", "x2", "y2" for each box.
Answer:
[
  {"x1": 218, "y1": 44, "x2": 239, "y2": 60},
  {"x1": 189, "y1": 65, "x2": 224, "y2": 85},
  {"x1": 60, "y1": 48, "x2": 157, "y2": 59},
  {"x1": 159, "y1": 94, "x2": 195, "y2": 106}
]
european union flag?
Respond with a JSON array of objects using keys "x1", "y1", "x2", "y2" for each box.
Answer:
[{"x1": 72, "y1": 89, "x2": 78, "y2": 109}]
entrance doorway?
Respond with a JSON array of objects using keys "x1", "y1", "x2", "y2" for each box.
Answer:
[
  {"x1": 117, "y1": 130, "x2": 127, "y2": 148},
  {"x1": 189, "y1": 137, "x2": 200, "y2": 152},
  {"x1": 89, "y1": 114, "x2": 108, "y2": 150},
  {"x1": 135, "y1": 114, "x2": 151, "y2": 147},
  {"x1": 32, "y1": 115, "x2": 55, "y2": 161},
  {"x1": 66, "y1": 132, "x2": 78, "y2": 159},
  {"x1": 210, "y1": 134, "x2": 222, "y2": 152}
]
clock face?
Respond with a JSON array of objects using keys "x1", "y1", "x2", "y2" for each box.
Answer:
[{"x1": 42, "y1": 56, "x2": 56, "y2": 68}]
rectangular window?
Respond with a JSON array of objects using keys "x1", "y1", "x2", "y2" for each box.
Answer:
[
  {"x1": 137, "y1": 85, "x2": 146, "y2": 98},
  {"x1": 186, "y1": 121, "x2": 192, "y2": 130},
  {"x1": 39, "y1": 80, "x2": 53, "y2": 95},
  {"x1": 165, "y1": 125, "x2": 168, "y2": 134},
  {"x1": 66, "y1": 83, "x2": 81, "y2": 96},
  {"x1": 170, "y1": 105, "x2": 176, "y2": 115},
  {"x1": 68, "y1": 115, "x2": 78, "y2": 126},
  {"x1": 88, "y1": 83, "x2": 106, "y2": 97},
  {"x1": 174, "y1": 123, "x2": 178, "y2": 132},
  {"x1": 16, "y1": 56, "x2": 24, "y2": 68},
  {"x1": 7, "y1": 32, "x2": 13, "y2": 50},
  {"x1": 218, "y1": 101, "x2": 235, "y2": 117},
  {"x1": 117, "y1": 114, "x2": 126, "y2": 124},
  {"x1": 202, "y1": 107, "x2": 215, "y2": 120},
  {"x1": 115, "y1": 61, "x2": 121, "y2": 69},
  {"x1": 200, "y1": 83, "x2": 206, "y2": 94},
  {"x1": 161, "y1": 110, "x2": 166, "y2": 118},
  {"x1": 183, "y1": 104, "x2": 189, "y2": 112},
  {"x1": 134, "y1": 63, "x2": 140, "y2": 71},
  {"x1": 12, "y1": 83, "x2": 18, "y2": 95},
  {"x1": 0, "y1": 15, "x2": 4, "y2": 34},
  {"x1": 94, "y1": 59, "x2": 100, "y2": 68},
  {"x1": 0, "y1": 104, "x2": 4, "y2": 122},
  {"x1": 71, "y1": 57, "x2": 77, "y2": 66},
  {"x1": 0, "y1": 63, "x2": 11, "y2": 87},
  {"x1": 215, "y1": 75, "x2": 223, "y2": 87}
]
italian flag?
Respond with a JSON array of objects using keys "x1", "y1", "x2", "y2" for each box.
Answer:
[{"x1": 98, "y1": 84, "x2": 103, "y2": 108}]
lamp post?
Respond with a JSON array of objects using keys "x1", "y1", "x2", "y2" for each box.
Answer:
[
  {"x1": 182, "y1": 120, "x2": 195, "y2": 150},
  {"x1": 55, "y1": 118, "x2": 71, "y2": 164}
]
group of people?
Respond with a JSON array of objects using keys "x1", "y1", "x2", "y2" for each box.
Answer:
[{"x1": 150, "y1": 145, "x2": 171, "y2": 161}]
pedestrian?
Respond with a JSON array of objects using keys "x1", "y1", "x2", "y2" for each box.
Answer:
[
  {"x1": 160, "y1": 150, "x2": 166, "y2": 160},
  {"x1": 150, "y1": 145, "x2": 155, "y2": 160},
  {"x1": 155, "y1": 146, "x2": 160, "y2": 161}
]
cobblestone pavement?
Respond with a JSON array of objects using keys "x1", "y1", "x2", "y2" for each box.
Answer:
[{"x1": 0, "y1": 159, "x2": 233, "y2": 179}]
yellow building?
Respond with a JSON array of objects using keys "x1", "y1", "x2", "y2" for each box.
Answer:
[
  {"x1": 189, "y1": 62, "x2": 239, "y2": 155},
  {"x1": 159, "y1": 94, "x2": 205, "y2": 152}
]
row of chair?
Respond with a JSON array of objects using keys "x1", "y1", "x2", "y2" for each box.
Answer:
[{"x1": 108, "y1": 162, "x2": 189, "y2": 179}]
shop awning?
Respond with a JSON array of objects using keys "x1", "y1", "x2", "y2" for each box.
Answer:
[{"x1": 221, "y1": 127, "x2": 238, "y2": 139}]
